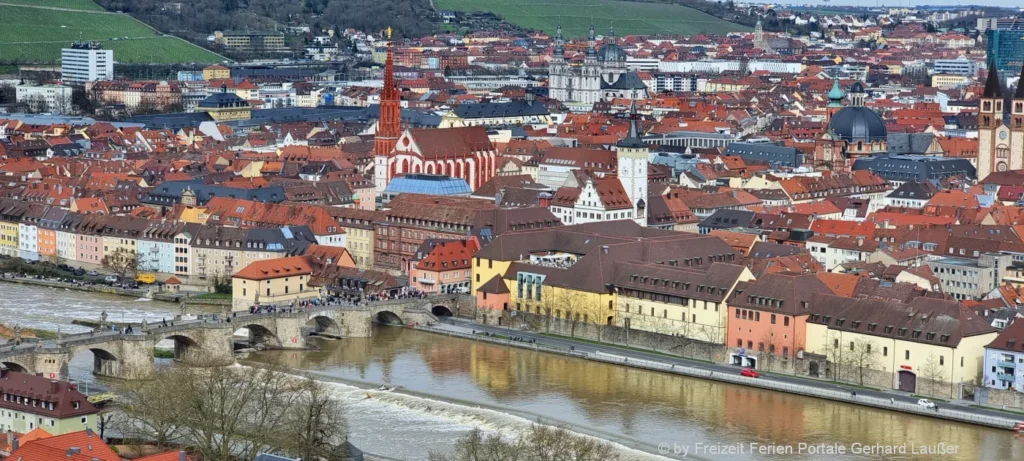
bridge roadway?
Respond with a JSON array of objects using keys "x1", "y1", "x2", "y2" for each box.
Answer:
[{"x1": 0, "y1": 295, "x2": 464, "y2": 380}]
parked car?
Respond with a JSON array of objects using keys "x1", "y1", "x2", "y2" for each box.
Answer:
[
  {"x1": 917, "y1": 399, "x2": 936, "y2": 409},
  {"x1": 87, "y1": 271, "x2": 99, "y2": 276},
  {"x1": 104, "y1": 275, "x2": 119, "y2": 283},
  {"x1": 740, "y1": 368, "x2": 759, "y2": 378}
]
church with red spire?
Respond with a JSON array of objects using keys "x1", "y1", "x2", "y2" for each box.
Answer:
[
  {"x1": 374, "y1": 26, "x2": 402, "y2": 158},
  {"x1": 373, "y1": 28, "x2": 498, "y2": 193}
]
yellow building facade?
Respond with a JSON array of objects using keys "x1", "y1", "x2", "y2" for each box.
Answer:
[
  {"x1": 231, "y1": 255, "x2": 319, "y2": 311},
  {"x1": 0, "y1": 221, "x2": 18, "y2": 257}
]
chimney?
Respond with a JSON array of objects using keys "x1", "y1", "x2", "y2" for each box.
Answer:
[
  {"x1": 11, "y1": 436, "x2": 17, "y2": 452},
  {"x1": 857, "y1": 236, "x2": 864, "y2": 247},
  {"x1": 729, "y1": 190, "x2": 737, "y2": 198},
  {"x1": 179, "y1": 451, "x2": 187, "y2": 461},
  {"x1": 49, "y1": 380, "x2": 58, "y2": 394},
  {"x1": 85, "y1": 428, "x2": 93, "y2": 437},
  {"x1": 602, "y1": 245, "x2": 609, "y2": 254},
  {"x1": 67, "y1": 447, "x2": 81, "y2": 457},
  {"x1": 495, "y1": 188, "x2": 505, "y2": 207}
]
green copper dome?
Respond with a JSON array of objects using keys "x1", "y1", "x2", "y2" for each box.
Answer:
[{"x1": 827, "y1": 77, "x2": 845, "y2": 107}]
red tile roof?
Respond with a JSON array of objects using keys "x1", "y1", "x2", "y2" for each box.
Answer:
[
  {"x1": 9, "y1": 429, "x2": 118, "y2": 461},
  {"x1": 234, "y1": 255, "x2": 316, "y2": 281}
]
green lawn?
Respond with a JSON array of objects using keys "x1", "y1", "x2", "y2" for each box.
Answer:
[
  {"x1": 435, "y1": 0, "x2": 748, "y2": 37},
  {"x1": 194, "y1": 292, "x2": 233, "y2": 300},
  {"x1": 0, "y1": 4, "x2": 223, "y2": 64},
  {"x1": 0, "y1": 0, "x2": 105, "y2": 11}
]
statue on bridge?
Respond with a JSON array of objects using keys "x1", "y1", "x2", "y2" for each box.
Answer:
[
  {"x1": 100, "y1": 310, "x2": 108, "y2": 328},
  {"x1": 12, "y1": 324, "x2": 21, "y2": 345},
  {"x1": 57, "y1": 326, "x2": 62, "y2": 342}
]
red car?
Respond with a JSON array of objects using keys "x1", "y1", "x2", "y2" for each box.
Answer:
[{"x1": 740, "y1": 368, "x2": 760, "y2": 378}]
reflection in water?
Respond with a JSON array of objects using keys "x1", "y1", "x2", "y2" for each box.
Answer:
[{"x1": 246, "y1": 328, "x2": 1023, "y2": 461}]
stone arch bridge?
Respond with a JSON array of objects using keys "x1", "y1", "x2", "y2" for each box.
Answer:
[{"x1": 0, "y1": 295, "x2": 467, "y2": 380}]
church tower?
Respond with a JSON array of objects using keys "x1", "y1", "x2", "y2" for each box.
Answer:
[
  {"x1": 375, "y1": 27, "x2": 402, "y2": 192},
  {"x1": 548, "y1": 25, "x2": 566, "y2": 103},
  {"x1": 978, "y1": 60, "x2": 1005, "y2": 180},
  {"x1": 754, "y1": 19, "x2": 764, "y2": 48},
  {"x1": 616, "y1": 101, "x2": 648, "y2": 226},
  {"x1": 826, "y1": 76, "x2": 845, "y2": 121},
  {"x1": 1010, "y1": 64, "x2": 1024, "y2": 172},
  {"x1": 582, "y1": 24, "x2": 601, "y2": 104}
]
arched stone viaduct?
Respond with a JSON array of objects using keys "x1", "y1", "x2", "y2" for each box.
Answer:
[{"x1": 0, "y1": 296, "x2": 468, "y2": 380}]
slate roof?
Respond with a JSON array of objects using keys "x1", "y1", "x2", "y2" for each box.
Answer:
[
  {"x1": 601, "y1": 72, "x2": 648, "y2": 90},
  {"x1": 852, "y1": 155, "x2": 976, "y2": 182},
  {"x1": 886, "y1": 132, "x2": 935, "y2": 155},
  {"x1": 886, "y1": 181, "x2": 938, "y2": 200},
  {"x1": 698, "y1": 209, "x2": 756, "y2": 231},
  {"x1": 723, "y1": 142, "x2": 802, "y2": 167},
  {"x1": 748, "y1": 242, "x2": 803, "y2": 259},
  {"x1": 143, "y1": 180, "x2": 286, "y2": 205},
  {"x1": 453, "y1": 100, "x2": 549, "y2": 119}
]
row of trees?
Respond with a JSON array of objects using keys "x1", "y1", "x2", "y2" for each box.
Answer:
[
  {"x1": 115, "y1": 365, "x2": 350, "y2": 461},
  {"x1": 94, "y1": 0, "x2": 438, "y2": 44},
  {"x1": 115, "y1": 364, "x2": 621, "y2": 461}
]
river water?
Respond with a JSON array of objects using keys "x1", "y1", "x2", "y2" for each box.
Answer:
[{"x1": 2, "y1": 285, "x2": 1022, "y2": 460}]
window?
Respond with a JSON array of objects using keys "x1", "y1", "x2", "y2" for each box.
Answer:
[
  {"x1": 784, "y1": 317, "x2": 789, "y2": 327},
  {"x1": 940, "y1": 356, "x2": 945, "y2": 366},
  {"x1": 81, "y1": 416, "x2": 87, "y2": 424},
  {"x1": 905, "y1": 350, "x2": 910, "y2": 360},
  {"x1": 771, "y1": 314, "x2": 776, "y2": 324}
]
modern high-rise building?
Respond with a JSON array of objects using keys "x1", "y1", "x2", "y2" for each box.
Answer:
[
  {"x1": 61, "y1": 42, "x2": 113, "y2": 85},
  {"x1": 986, "y1": 27, "x2": 1024, "y2": 80}
]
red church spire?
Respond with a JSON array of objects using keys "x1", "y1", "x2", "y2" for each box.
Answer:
[{"x1": 375, "y1": 26, "x2": 401, "y2": 157}]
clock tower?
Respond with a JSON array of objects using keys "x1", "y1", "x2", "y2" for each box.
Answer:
[{"x1": 616, "y1": 101, "x2": 648, "y2": 226}]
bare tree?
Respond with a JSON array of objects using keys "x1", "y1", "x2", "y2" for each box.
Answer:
[
  {"x1": 52, "y1": 92, "x2": 74, "y2": 115},
  {"x1": 758, "y1": 329, "x2": 781, "y2": 372},
  {"x1": 919, "y1": 354, "x2": 948, "y2": 398},
  {"x1": 114, "y1": 365, "x2": 348, "y2": 461},
  {"x1": 847, "y1": 337, "x2": 879, "y2": 386},
  {"x1": 429, "y1": 425, "x2": 621, "y2": 461},
  {"x1": 101, "y1": 248, "x2": 139, "y2": 280},
  {"x1": 695, "y1": 324, "x2": 720, "y2": 362},
  {"x1": 824, "y1": 331, "x2": 845, "y2": 382}
]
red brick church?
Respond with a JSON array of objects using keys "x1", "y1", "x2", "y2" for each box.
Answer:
[{"x1": 373, "y1": 28, "x2": 497, "y2": 192}]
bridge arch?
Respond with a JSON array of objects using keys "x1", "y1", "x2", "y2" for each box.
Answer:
[
  {"x1": 238, "y1": 323, "x2": 278, "y2": 347},
  {"x1": 307, "y1": 315, "x2": 341, "y2": 336},
  {"x1": 68, "y1": 346, "x2": 120, "y2": 379},
  {"x1": 1, "y1": 361, "x2": 29, "y2": 374},
  {"x1": 161, "y1": 334, "x2": 200, "y2": 361},
  {"x1": 431, "y1": 305, "x2": 454, "y2": 317},
  {"x1": 375, "y1": 310, "x2": 403, "y2": 325}
]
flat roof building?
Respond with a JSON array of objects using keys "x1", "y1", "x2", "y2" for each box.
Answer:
[{"x1": 61, "y1": 42, "x2": 113, "y2": 85}]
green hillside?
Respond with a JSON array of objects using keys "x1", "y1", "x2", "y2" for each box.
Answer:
[
  {"x1": 0, "y1": 3, "x2": 224, "y2": 64},
  {"x1": 0, "y1": 0, "x2": 104, "y2": 10},
  {"x1": 435, "y1": 0, "x2": 749, "y2": 37}
]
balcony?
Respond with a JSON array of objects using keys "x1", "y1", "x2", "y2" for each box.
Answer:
[
  {"x1": 997, "y1": 373, "x2": 1015, "y2": 382},
  {"x1": 997, "y1": 360, "x2": 1016, "y2": 368},
  {"x1": 419, "y1": 277, "x2": 436, "y2": 285}
]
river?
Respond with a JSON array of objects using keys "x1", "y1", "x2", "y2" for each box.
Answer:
[{"x1": 2, "y1": 285, "x2": 1022, "y2": 460}]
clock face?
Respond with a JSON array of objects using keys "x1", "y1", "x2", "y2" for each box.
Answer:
[
  {"x1": 998, "y1": 161, "x2": 1008, "y2": 172},
  {"x1": 1000, "y1": 131, "x2": 1008, "y2": 140}
]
